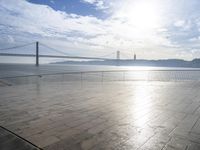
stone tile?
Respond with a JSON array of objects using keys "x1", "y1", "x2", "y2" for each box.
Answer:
[
  {"x1": 0, "y1": 127, "x2": 40, "y2": 150},
  {"x1": 1, "y1": 81, "x2": 200, "y2": 149}
]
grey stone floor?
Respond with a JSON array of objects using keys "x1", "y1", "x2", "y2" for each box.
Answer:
[
  {"x1": 1, "y1": 81, "x2": 200, "y2": 150},
  {"x1": 0, "y1": 126, "x2": 40, "y2": 150}
]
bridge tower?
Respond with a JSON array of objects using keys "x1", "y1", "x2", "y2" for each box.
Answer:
[
  {"x1": 36, "y1": 41, "x2": 39, "y2": 66},
  {"x1": 116, "y1": 51, "x2": 120, "y2": 60},
  {"x1": 134, "y1": 53, "x2": 136, "y2": 61}
]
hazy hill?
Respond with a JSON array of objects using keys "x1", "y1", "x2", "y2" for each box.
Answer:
[{"x1": 53, "y1": 58, "x2": 200, "y2": 68}]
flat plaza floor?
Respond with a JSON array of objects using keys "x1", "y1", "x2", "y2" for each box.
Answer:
[{"x1": 1, "y1": 80, "x2": 200, "y2": 150}]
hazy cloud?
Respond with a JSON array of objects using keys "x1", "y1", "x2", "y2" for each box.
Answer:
[{"x1": 1, "y1": 0, "x2": 200, "y2": 60}]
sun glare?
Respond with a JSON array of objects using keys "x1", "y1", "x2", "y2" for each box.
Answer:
[{"x1": 124, "y1": 1, "x2": 161, "y2": 30}]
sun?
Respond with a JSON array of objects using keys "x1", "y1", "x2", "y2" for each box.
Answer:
[{"x1": 120, "y1": 1, "x2": 161, "y2": 30}]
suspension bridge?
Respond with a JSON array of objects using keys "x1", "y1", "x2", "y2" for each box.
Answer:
[{"x1": 0, "y1": 42, "x2": 131, "y2": 66}]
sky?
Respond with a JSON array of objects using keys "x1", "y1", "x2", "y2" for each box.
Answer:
[{"x1": 1, "y1": 0, "x2": 200, "y2": 62}]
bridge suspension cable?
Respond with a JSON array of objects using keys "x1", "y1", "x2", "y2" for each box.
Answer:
[
  {"x1": 39, "y1": 42, "x2": 71, "y2": 56},
  {"x1": 0, "y1": 42, "x2": 35, "y2": 51},
  {"x1": 98, "y1": 52, "x2": 115, "y2": 58},
  {"x1": 121, "y1": 53, "x2": 130, "y2": 59},
  {"x1": 40, "y1": 42, "x2": 117, "y2": 59}
]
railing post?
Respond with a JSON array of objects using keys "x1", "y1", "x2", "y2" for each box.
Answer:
[
  {"x1": 123, "y1": 71, "x2": 125, "y2": 81},
  {"x1": 36, "y1": 41, "x2": 39, "y2": 66},
  {"x1": 101, "y1": 71, "x2": 104, "y2": 82},
  {"x1": 81, "y1": 72, "x2": 83, "y2": 82}
]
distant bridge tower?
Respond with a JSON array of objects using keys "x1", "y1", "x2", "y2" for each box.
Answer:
[
  {"x1": 134, "y1": 53, "x2": 136, "y2": 61},
  {"x1": 116, "y1": 51, "x2": 120, "y2": 60},
  {"x1": 36, "y1": 41, "x2": 39, "y2": 66}
]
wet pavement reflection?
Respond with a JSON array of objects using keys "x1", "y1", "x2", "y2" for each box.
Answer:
[{"x1": 0, "y1": 80, "x2": 200, "y2": 150}]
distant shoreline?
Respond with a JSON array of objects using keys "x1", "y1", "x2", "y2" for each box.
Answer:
[
  {"x1": 1, "y1": 58, "x2": 200, "y2": 68},
  {"x1": 53, "y1": 58, "x2": 200, "y2": 68}
]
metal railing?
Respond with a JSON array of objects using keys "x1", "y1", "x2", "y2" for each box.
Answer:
[{"x1": 1, "y1": 69, "x2": 200, "y2": 86}]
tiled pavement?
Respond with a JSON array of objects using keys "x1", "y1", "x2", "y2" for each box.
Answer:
[
  {"x1": 1, "y1": 81, "x2": 200, "y2": 150},
  {"x1": 0, "y1": 126, "x2": 40, "y2": 150}
]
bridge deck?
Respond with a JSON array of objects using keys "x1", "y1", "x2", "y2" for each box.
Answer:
[{"x1": 1, "y1": 79, "x2": 200, "y2": 150}]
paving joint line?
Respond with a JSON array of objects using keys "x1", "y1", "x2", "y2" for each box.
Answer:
[{"x1": 0, "y1": 125, "x2": 43, "y2": 150}]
